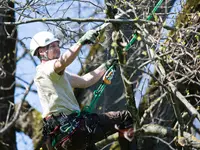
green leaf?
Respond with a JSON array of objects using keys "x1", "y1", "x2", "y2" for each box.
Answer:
[
  {"x1": 177, "y1": 39, "x2": 181, "y2": 43},
  {"x1": 142, "y1": 51, "x2": 147, "y2": 56},
  {"x1": 185, "y1": 89, "x2": 190, "y2": 95},
  {"x1": 111, "y1": 42, "x2": 118, "y2": 47},
  {"x1": 196, "y1": 55, "x2": 200, "y2": 58},
  {"x1": 181, "y1": 41, "x2": 186, "y2": 45},
  {"x1": 137, "y1": 36, "x2": 142, "y2": 41},
  {"x1": 195, "y1": 35, "x2": 199, "y2": 41},
  {"x1": 110, "y1": 49, "x2": 115, "y2": 57},
  {"x1": 133, "y1": 17, "x2": 139, "y2": 21},
  {"x1": 153, "y1": 14, "x2": 159, "y2": 22}
]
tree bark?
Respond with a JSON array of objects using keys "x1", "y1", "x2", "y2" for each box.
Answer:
[
  {"x1": 0, "y1": 1, "x2": 17, "y2": 150},
  {"x1": 15, "y1": 101, "x2": 44, "y2": 150}
]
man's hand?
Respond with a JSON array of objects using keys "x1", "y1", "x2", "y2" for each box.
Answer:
[
  {"x1": 105, "y1": 58, "x2": 118, "y2": 69},
  {"x1": 78, "y1": 30, "x2": 98, "y2": 45}
]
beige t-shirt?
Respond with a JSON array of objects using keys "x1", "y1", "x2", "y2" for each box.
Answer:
[{"x1": 34, "y1": 60, "x2": 80, "y2": 118}]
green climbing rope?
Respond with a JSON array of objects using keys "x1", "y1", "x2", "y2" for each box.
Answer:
[
  {"x1": 124, "y1": 0, "x2": 164, "y2": 51},
  {"x1": 84, "y1": 0, "x2": 164, "y2": 112},
  {"x1": 83, "y1": 65, "x2": 116, "y2": 113}
]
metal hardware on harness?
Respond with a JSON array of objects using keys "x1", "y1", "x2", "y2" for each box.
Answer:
[
  {"x1": 52, "y1": 118, "x2": 81, "y2": 148},
  {"x1": 84, "y1": 64, "x2": 116, "y2": 113},
  {"x1": 42, "y1": 113, "x2": 82, "y2": 148},
  {"x1": 59, "y1": 118, "x2": 80, "y2": 133},
  {"x1": 103, "y1": 66, "x2": 115, "y2": 85}
]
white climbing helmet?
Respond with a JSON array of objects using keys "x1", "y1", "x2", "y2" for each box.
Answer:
[{"x1": 30, "y1": 31, "x2": 59, "y2": 56}]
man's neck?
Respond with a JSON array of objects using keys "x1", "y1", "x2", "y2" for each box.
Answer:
[{"x1": 41, "y1": 59, "x2": 48, "y2": 63}]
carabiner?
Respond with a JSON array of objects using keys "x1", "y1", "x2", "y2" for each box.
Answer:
[{"x1": 103, "y1": 68, "x2": 115, "y2": 84}]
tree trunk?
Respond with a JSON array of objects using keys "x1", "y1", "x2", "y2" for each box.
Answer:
[
  {"x1": 0, "y1": 1, "x2": 17, "y2": 150},
  {"x1": 15, "y1": 101, "x2": 44, "y2": 150}
]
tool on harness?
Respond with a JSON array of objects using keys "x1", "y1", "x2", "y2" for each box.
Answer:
[
  {"x1": 52, "y1": 122, "x2": 79, "y2": 148},
  {"x1": 59, "y1": 118, "x2": 80, "y2": 133}
]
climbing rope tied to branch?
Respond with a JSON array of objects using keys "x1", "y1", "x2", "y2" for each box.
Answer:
[
  {"x1": 124, "y1": 0, "x2": 164, "y2": 52},
  {"x1": 84, "y1": 0, "x2": 164, "y2": 113}
]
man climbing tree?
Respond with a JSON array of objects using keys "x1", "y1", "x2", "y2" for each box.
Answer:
[{"x1": 30, "y1": 30, "x2": 135, "y2": 150}]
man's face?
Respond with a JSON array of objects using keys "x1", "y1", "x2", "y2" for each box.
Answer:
[
  {"x1": 46, "y1": 41, "x2": 60, "y2": 59},
  {"x1": 39, "y1": 41, "x2": 60, "y2": 60}
]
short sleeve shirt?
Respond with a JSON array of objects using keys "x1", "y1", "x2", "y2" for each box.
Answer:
[{"x1": 34, "y1": 60, "x2": 80, "y2": 118}]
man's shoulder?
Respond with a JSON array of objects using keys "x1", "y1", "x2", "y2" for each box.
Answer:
[
  {"x1": 36, "y1": 59, "x2": 62, "y2": 80},
  {"x1": 37, "y1": 60, "x2": 56, "y2": 69}
]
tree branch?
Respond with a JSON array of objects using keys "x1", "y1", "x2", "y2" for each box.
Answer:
[
  {"x1": 168, "y1": 83, "x2": 200, "y2": 121},
  {"x1": 3, "y1": 17, "x2": 199, "y2": 37},
  {"x1": 96, "y1": 124, "x2": 200, "y2": 149},
  {"x1": 0, "y1": 80, "x2": 34, "y2": 135}
]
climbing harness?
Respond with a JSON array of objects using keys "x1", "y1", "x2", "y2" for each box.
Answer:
[
  {"x1": 52, "y1": 118, "x2": 80, "y2": 148},
  {"x1": 42, "y1": 111, "x2": 100, "y2": 149},
  {"x1": 42, "y1": 112, "x2": 82, "y2": 148}
]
